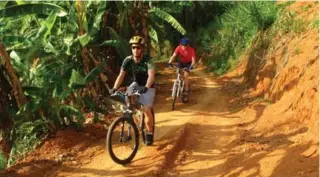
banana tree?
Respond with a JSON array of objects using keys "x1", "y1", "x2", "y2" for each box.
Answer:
[
  {"x1": 99, "y1": 1, "x2": 187, "y2": 59},
  {"x1": 0, "y1": 2, "x2": 110, "y2": 165}
]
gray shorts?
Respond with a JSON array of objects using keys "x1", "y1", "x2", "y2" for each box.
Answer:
[{"x1": 138, "y1": 88, "x2": 155, "y2": 108}]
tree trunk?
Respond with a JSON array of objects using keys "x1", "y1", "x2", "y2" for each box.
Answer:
[
  {"x1": 141, "y1": 4, "x2": 150, "y2": 51},
  {"x1": 76, "y1": 0, "x2": 92, "y2": 74},
  {"x1": 0, "y1": 66, "x2": 14, "y2": 165},
  {"x1": 129, "y1": 2, "x2": 150, "y2": 47},
  {"x1": 0, "y1": 42, "x2": 27, "y2": 109}
]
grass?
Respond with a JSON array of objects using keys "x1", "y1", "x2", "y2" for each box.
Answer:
[
  {"x1": 294, "y1": 48, "x2": 301, "y2": 55},
  {"x1": 300, "y1": 4, "x2": 312, "y2": 12},
  {"x1": 0, "y1": 150, "x2": 6, "y2": 170},
  {"x1": 309, "y1": 18, "x2": 319, "y2": 29},
  {"x1": 292, "y1": 18, "x2": 307, "y2": 34},
  {"x1": 197, "y1": 1, "x2": 278, "y2": 75},
  {"x1": 254, "y1": 96, "x2": 274, "y2": 105}
]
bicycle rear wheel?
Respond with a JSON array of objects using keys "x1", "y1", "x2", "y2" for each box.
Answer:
[
  {"x1": 182, "y1": 82, "x2": 190, "y2": 103},
  {"x1": 107, "y1": 116, "x2": 139, "y2": 164}
]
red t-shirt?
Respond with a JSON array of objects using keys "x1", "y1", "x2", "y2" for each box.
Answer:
[{"x1": 174, "y1": 45, "x2": 195, "y2": 63}]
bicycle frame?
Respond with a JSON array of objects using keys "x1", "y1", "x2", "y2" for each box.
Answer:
[{"x1": 172, "y1": 67, "x2": 185, "y2": 98}]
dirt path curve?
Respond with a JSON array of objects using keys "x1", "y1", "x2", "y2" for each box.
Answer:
[{"x1": 52, "y1": 63, "x2": 238, "y2": 177}]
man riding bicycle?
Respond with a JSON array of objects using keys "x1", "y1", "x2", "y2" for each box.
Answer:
[
  {"x1": 109, "y1": 35, "x2": 155, "y2": 146},
  {"x1": 168, "y1": 37, "x2": 196, "y2": 94}
]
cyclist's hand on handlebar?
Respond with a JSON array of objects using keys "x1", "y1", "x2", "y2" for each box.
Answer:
[
  {"x1": 138, "y1": 86, "x2": 148, "y2": 94},
  {"x1": 168, "y1": 62, "x2": 173, "y2": 68},
  {"x1": 109, "y1": 88, "x2": 117, "y2": 95},
  {"x1": 188, "y1": 65, "x2": 194, "y2": 70}
]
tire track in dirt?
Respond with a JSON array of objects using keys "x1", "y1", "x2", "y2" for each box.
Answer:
[{"x1": 150, "y1": 65, "x2": 232, "y2": 177}]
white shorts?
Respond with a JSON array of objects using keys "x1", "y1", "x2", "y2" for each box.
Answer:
[{"x1": 138, "y1": 88, "x2": 155, "y2": 108}]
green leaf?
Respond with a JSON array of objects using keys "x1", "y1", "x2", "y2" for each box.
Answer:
[
  {"x1": 149, "y1": 26, "x2": 160, "y2": 53},
  {"x1": 52, "y1": 84, "x2": 63, "y2": 98},
  {"x1": 78, "y1": 33, "x2": 92, "y2": 46},
  {"x1": 0, "y1": 3, "x2": 67, "y2": 18},
  {"x1": 83, "y1": 95, "x2": 102, "y2": 113},
  {"x1": 60, "y1": 105, "x2": 85, "y2": 124},
  {"x1": 59, "y1": 88, "x2": 73, "y2": 100},
  {"x1": 1, "y1": 36, "x2": 32, "y2": 50},
  {"x1": 68, "y1": 69, "x2": 86, "y2": 89},
  {"x1": 108, "y1": 27, "x2": 129, "y2": 58},
  {"x1": 23, "y1": 86, "x2": 43, "y2": 97},
  {"x1": 89, "y1": 1, "x2": 107, "y2": 36},
  {"x1": 84, "y1": 63, "x2": 104, "y2": 83},
  {"x1": 44, "y1": 42, "x2": 57, "y2": 54},
  {"x1": 82, "y1": 14, "x2": 89, "y2": 33},
  {"x1": 10, "y1": 50, "x2": 26, "y2": 73},
  {"x1": 0, "y1": 1, "x2": 8, "y2": 9},
  {"x1": 149, "y1": 8, "x2": 187, "y2": 35},
  {"x1": 99, "y1": 40, "x2": 120, "y2": 47},
  {"x1": 35, "y1": 13, "x2": 57, "y2": 40}
]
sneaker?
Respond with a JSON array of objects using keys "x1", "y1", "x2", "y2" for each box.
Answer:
[{"x1": 145, "y1": 133, "x2": 154, "y2": 146}]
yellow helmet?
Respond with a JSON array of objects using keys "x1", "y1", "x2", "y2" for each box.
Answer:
[{"x1": 129, "y1": 36, "x2": 144, "y2": 45}]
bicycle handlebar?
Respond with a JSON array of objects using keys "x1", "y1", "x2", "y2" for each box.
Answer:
[
  {"x1": 111, "y1": 91, "x2": 140, "y2": 97},
  {"x1": 104, "y1": 83, "x2": 141, "y2": 97}
]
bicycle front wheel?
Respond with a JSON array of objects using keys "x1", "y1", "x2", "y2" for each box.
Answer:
[
  {"x1": 107, "y1": 116, "x2": 139, "y2": 164},
  {"x1": 172, "y1": 84, "x2": 179, "y2": 111}
]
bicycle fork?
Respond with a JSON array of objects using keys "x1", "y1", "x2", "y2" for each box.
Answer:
[{"x1": 119, "y1": 119, "x2": 132, "y2": 142}]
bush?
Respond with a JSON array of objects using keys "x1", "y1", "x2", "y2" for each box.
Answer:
[{"x1": 197, "y1": 2, "x2": 278, "y2": 75}]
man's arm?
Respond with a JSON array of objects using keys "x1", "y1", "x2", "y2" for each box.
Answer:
[
  {"x1": 191, "y1": 48, "x2": 196, "y2": 67},
  {"x1": 191, "y1": 56, "x2": 196, "y2": 67},
  {"x1": 146, "y1": 68, "x2": 155, "y2": 88},
  {"x1": 168, "y1": 53, "x2": 177, "y2": 64},
  {"x1": 113, "y1": 69, "x2": 126, "y2": 89}
]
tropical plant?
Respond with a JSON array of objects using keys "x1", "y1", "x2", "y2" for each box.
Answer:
[
  {"x1": 0, "y1": 1, "x2": 109, "y2": 166},
  {"x1": 197, "y1": 1, "x2": 278, "y2": 75}
]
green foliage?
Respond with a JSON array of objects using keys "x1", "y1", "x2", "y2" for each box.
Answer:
[
  {"x1": 272, "y1": 7, "x2": 309, "y2": 35},
  {"x1": 294, "y1": 48, "x2": 301, "y2": 55},
  {"x1": 107, "y1": 27, "x2": 130, "y2": 59},
  {"x1": 149, "y1": 7, "x2": 187, "y2": 35},
  {"x1": 197, "y1": 2, "x2": 278, "y2": 75},
  {"x1": 0, "y1": 150, "x2": 6, "y2": 170},
  {"x1": 309, "y1": 18, "x2": 319, "y2": 29},
  {"x1": 0, "y1": 1, "x2": 109, "y2": 167},
  {"x1": 0, "y1": 3, "x2": 67, "y2": 17},
  {"x1": 301, "y1": 4, "x2": 312, "y2": 12},
  {"x1": 8, "y1": 119, "x2": 48, "y2": 166}
]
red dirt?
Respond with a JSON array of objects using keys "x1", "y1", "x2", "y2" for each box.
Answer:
[{"x1": 0, "y1": 2, "x2": 318, "y2": 177}]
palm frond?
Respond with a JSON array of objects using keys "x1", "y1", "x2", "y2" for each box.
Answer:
[
  {"x1": 149, "y1": 7, "x2": 187, "y2": 35},
  {"x1": 108, "y1": 27, "x2": 130, "y2": 58},
  {"x1": 0, "y1": 3, "x2": 67, "y2": 18}
]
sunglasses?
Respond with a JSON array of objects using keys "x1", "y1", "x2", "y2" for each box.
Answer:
[{"x1": 131, "y1": 46, "x2": 141, "y2": 50}]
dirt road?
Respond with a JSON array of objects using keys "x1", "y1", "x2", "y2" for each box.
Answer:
[
  {"x1": 3, "y1": 62, "x2": 316, "y2": 177},
  {"x1": 49, "y1": 63, "x2": 317, "y2": 177}
]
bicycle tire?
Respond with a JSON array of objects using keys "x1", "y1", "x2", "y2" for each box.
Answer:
[
  {"x1": 182, "y1": 82, "x2": 190, "y2": 103},
  {"x1": 141, "y1": 108, "x2": 155, "y2": 143},
  {"x1": 107, "y1": 116, "x2": 139, "y2": 164},
  {"x1": 172, "y1": 84, "x2": 179, "y2": 111}
]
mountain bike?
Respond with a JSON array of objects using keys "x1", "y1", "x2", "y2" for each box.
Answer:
[
  {"x1": 170, "y1": 64, "x2": 191, "y2": 111},
  {"x1": 105, "y1": 83, "x2": 155, "y2": 164}
]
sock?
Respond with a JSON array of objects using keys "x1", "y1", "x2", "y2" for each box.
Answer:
[{"x1": 146, "y1": 132, "x2": 153, "y2": 135}]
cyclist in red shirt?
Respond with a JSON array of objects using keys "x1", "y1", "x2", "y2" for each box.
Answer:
[{"x1": 168, "y1": 37, "x2": 196, "y2": 93}]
